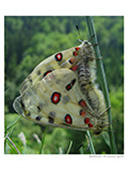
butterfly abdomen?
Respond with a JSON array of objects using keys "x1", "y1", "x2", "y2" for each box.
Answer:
[{"x1": 77, "y1": 41, "x2": 106, "y2": 116}]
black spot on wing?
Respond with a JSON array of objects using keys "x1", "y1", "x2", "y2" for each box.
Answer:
[
  {"x1": 28, "y1": 76, "x2": 33, "y2": 83},
  {"x1": 20, "y1": 98, "x2": 25, "y2": 110},
  {"x1": 37, "y1": 70, "x2": 41, "y2": 75},
  {"x1": 48, "y1": 111, "x2": 56, "y2": 123},
  {"x1": 35, "y1": 116, "x2": 42, "y2": 121},
  {"x1": 37, "y1": 105, "x2": 41, "y2": 112},
  {"x1": 48, "y1": 116, "x2": 54, "y2": 123},
  {"x1": 27, "y1": 112, "x2": 31, "y2": 116}
]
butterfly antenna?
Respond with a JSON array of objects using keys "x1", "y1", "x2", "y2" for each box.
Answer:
[
  {"x1": 102, "y1": 129, "x2": 116, "y2": 133},
  {"x1": 101, "y1": 119, "x2": 119, "y2": 128},
  {"x1": 88, "y1": 34, "x2": 95, "y2": 42},
  {"x1": 76, "y1": 25, "x2": 83, "y2": 42}
]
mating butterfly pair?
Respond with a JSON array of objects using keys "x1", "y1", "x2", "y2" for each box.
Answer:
[{"x1": 13, "y1": 39, "x2": 108, "y2": 134}]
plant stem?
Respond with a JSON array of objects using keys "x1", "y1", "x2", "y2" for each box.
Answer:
[
  {"x1": 86, "y1": 16, "x2": 117, "y2": 154},
  {"x1": 86, "y1": 131, "x2": 96, "y2": 154}
]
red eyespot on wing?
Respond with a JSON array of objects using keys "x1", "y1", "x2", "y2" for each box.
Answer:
[
  {"x1": 84, "y1": 118, "x2": 90, "y2": 124},
  {"x1": 71, "y1": 79, "x2": 76, "y2": 86},
  {"x1": 71, "y1": 64, "x2": 78, "y2": 71},
  {"x1": 66, "y1": 79, "x2": 76, "y2": 91},
  {"x1": 80, "y1": 110, "x2": 86, "y2": 116},
  {"x1": 43, "y1": 70, "x2": 52, "y2": 77},
  {"x1": 73, "y1": 51, "x2": 78, "y2": 56},
  {"x1": 75, "y1": 47, "x2": 80, "y2": 51},
  {"x1": 66, "y1": 84, "x2": 71, "y2": 91},
  {"x1": 69, "y1": 57, "x2": 75, "y2": 64},
  {"x1": 55, "y1": 53, "x2": 63, "y2": 61},
  {"x1": 51, "y1": 92, "x2": 61, "y2": 104},
  {"x1": 79, "y1": 99, "x2": 87, "y2": 108},
  {"x1": 65, "y1": 114, "x2": 72, "y2": 124},
  {"x1": 88, "y1": 123, "x2": 93, "y2": 128}
]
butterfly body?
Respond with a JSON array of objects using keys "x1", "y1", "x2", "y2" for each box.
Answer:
[{"x1": 76, "y1": 41, "x2": 106, "y2": 116}]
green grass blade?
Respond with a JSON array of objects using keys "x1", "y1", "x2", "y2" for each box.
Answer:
[
  {"x1": 86, "y1": 16, "x2": 117, "y2": 154},
  {"x1": 39, "y1": 126, "x2": 48, "y2": 154},
  {"x1": 5, "y1": 115, "x2": 22, "y2": 132},
  {"x1": 86, "y1": 131, "x2": 96, "y2": 154},
  {"x1": 66, "y1": 141, "x2": 73, "y2": 154},
  {"x1": 5, "y1": 134, "x2": 21, "y2": 154}
]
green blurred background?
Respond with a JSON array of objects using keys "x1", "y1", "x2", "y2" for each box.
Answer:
[{"x1": 4, "y1": 16, "x2": 124, "y2": 154}]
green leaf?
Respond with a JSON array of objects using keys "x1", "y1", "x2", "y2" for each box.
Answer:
[{"x1": 102, "y1": 132, "x2": 110, "y2": 148}]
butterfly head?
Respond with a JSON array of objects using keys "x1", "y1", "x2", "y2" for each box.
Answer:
[
  {"x1": 91, "y1": 106, "x2": 112, "y2": 134},
  {"x1": 89, "y1": 114, "x2": 108, "y2": 135},
  {"x1": 83, "y1": 40, "x2": 91, "y2": 45},
  {"x1": 93, "y1": 123, "x2": 106, "y2": 135},
  {"x1": 78, "y1": 40, "x2": 94, "y2": 55},
  {"x1": 93, "y1": 127, "x2": 103, "y2": 135}
]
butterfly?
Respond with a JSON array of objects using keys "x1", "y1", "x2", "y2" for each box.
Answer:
[{"x1": 13, "y1": 39, "x2": 108, "y2": 134}]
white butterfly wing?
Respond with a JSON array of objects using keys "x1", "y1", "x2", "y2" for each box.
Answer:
[
  {"x1": 14, "y1": 68, "x2": 96, "y2": 131},
  {"x1": 20, "y1": 47, "x2": 78, "y2": 94}
]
